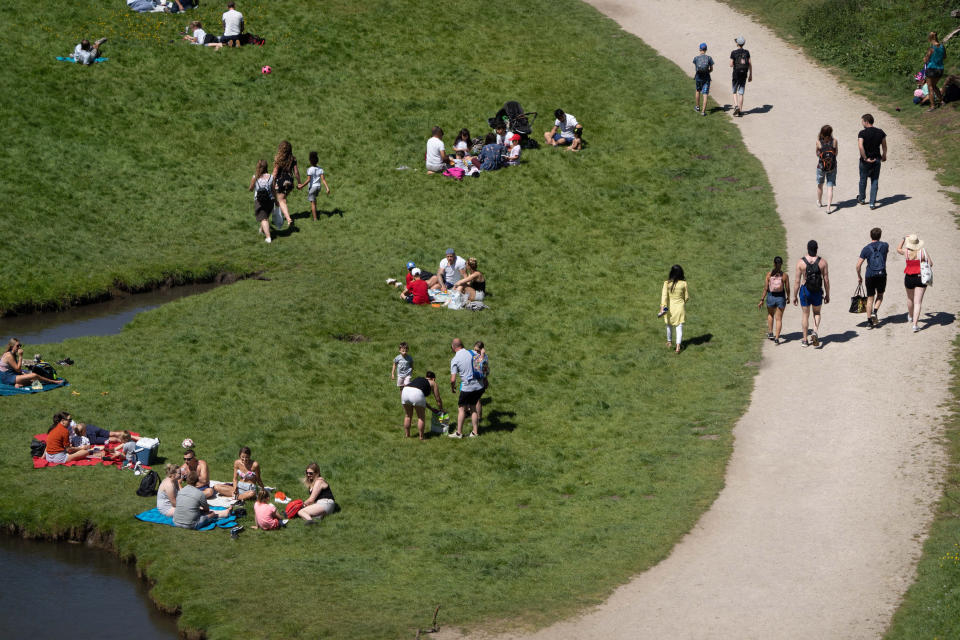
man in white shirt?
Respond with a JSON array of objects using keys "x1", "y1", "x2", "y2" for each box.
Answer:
[
  {"x1": 221, "y1": 1, "x2": 244, "y2": 47},
  {"x1": 425, "y1": 126, "x2": 449, "y2": 174},
  {"x1": 427, "y1": 249, "x2": 467, "y2": 293},
  {"x1": 543, "y1": 108, "x2": 581, "y2": 147}
]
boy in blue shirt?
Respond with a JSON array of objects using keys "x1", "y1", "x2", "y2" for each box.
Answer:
[{"x1": 693, "y1": 43, "x2": 714, "y2": 116}]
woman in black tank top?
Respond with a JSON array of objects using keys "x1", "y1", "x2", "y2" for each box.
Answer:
[
  {"x1": 400, "y1": 372, "x2": 444, "y2": 440},
  {"x1": 298, "y1": 462, "x2": 336, "y2": 524},
  {"x1": 453, "y1": 257, "x2": 486, "y2": 301}
]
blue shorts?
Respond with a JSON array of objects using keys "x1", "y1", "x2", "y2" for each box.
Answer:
[
  {"x1": 695, "y1": 77, "x2": 710, "y2": 94},
  {"x1": 798, "y1": 285, "x2": 823, "y2": 307},
  {"x1": 0, "y1": 370, "x2": 17, "y2": 385},
  {"x1": 552, "y1": 132, "x2": 573, "y2": 144},
  {"x1": 765, "y1": 293, "x2": 786, "y2": 309},
  {"x1": 84, "y1": 425, "x2": 112, "y2": 445},
  {"x1": 816, "y1": 167, "x2": 837, "y2": 187}
]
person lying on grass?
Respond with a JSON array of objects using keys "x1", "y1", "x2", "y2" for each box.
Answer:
[
  {"x1": 253, "y1": 489, "x2": 287, "y2": 529},
  {"x1": 157, "y1": 464, "x2": 180, "y2": 517},
  {"x1": 1, "y1": 338, "x2": 65, "y2": 387},
  {"x1": 214, "y1": 446, "x2": 264, "y2": 501},
  {"x1": 72, "y1": 422, "x2": 137, "y2": 447},
  {"x1": 72, "y1": 38, "x2": 107, "y2": 65},
  {"x1": 298, "y1": 463, "x2": 336, "y2": 524},
  {"x1": 44, "y1": 412, "x2": 94, "y2": 464},
  {"x1": 180, "y1": 448, "x2": 216, "y2": 498},
  {"x1": 183, "y1": 21, "x2": 225, "y2": 49}
]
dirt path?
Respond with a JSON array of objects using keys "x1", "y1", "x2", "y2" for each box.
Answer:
[{"x1": 444, "y1": 1, "x2": 959, "y2": 638}]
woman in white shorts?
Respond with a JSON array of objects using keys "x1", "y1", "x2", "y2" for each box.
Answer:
[
  {"x1": 298, "y1": 463, "x2": 337, "y2": 524},
  {"x1": 400, "y1": 371, "x2": 444, "y2": 440},
  {"x1": 453, "y1": 257, "x2": 486, "y2": 302}
]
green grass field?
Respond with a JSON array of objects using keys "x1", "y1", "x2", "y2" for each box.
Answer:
[
  {"x1": 719, "y1": 2, "x2": 960, "y2": 638},
  {"x1": 0, "y1": 1, "x2": 782, "y2": 637}
]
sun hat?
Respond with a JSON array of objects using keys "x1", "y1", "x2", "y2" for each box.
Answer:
[
  {"x1": 406, "y1": 261, "x2": 415, "y2": 270},
  {"x1": 411, "y1": 268, "x2": 422, "y2": 276},
  {"x1": 699, "y1": 42, "x2": 707, "y2": 50},
  {"x1": 904, "y1": 234, "x2": 924, "y2": 251},
  {"x1": 445, "y1": 248, "x2": 455, "y2": 255},
  {"x1": 735, "y1": 36, "x2": 745, "y2": 45}
]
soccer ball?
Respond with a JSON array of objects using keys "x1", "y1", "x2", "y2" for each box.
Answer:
[
  {"x1": 261, "y1": 65, "x2": 272, "y2": 75},
  {"x1": 181, "y1": 438, "x2": 194, "y2": 449}
]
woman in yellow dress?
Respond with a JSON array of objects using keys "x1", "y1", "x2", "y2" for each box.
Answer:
[{"x1": 659, "y1": 265, "x2": 690, "y2": 353}]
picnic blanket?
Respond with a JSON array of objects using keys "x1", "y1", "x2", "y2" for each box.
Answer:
[
  {"x1": 135, "y1": 507, "x2": 237, "y2": 531},
  {"x1": 56, "y1": 56, "x2": 108, "y2": 64},
  {"x1": 31, "y1": 431, "x2": 140, "y2": 468},
  {"x1": 1, "y1": 380, "x2": 70, "y2": 395}
]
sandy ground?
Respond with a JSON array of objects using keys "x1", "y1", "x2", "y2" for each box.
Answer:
[{"x1": 442, "y1": 1, "x2": 959, "y2": 638}]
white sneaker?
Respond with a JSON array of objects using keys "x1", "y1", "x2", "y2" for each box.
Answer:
[
  {"x1": 468, "y1": 432, "x2": 478, "y2": 438},
  {"x1": 265, "y1": 237, "x2": 272, "y2": 243},
  {"x1": 448, "y1": 432, "x2": 462, "y2": 439}
]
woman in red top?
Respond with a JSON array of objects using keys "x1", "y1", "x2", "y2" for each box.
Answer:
[
  {"x1": 44, "y1": 412, "x2": 93, "y2": 464},
  {"x1": 896, "y1": 233, "x2": 932, "y2": 333}
]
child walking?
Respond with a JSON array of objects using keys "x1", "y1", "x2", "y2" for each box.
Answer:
[
  {"x1": 391, "y1": 342, "x2": 413, "y2": 387},
  {"x1": 253, "y1": 489, "x2": 287, "y2": 530},
  {"x1": 298, "y1": 151, "x2": 330, "y2": 221},
  {"x1": 659, "y1": 265, "x2": 690, "y2": 353},
  {"x1": 248, "y1": 159, "x2": 275, "y2": 243}
]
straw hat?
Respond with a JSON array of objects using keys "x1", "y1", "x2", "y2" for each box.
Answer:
[{"x1": 904, "y1": 234, "x2": 924, "y2": 251}]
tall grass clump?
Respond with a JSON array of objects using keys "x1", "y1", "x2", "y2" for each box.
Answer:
[{"x1": 0, "y1": 0, "x2": 782, "y2": 638}]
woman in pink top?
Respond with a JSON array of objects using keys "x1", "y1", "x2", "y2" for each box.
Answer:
[
  {"x1": 896, "y1": 233, "x2": 932, "y2": 333},
  {"x1": 253, "y1": 489, "x2": 286, "y2": 530}
]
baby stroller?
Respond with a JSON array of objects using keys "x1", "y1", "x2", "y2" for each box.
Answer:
[{"x1": 487, "y1": 101, "x2": 537, "y2": 141}]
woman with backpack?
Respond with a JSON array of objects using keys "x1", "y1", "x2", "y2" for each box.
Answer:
[
  {"x1": 659, "y1": 265, "x2": 690, "y2": 354},
  {"x1": 758, "y1": 256, "x2": 790, "y2": 344},
  {"x1": 816, "y1": 125, "x2": 838, "y2": 214},
  {"x1": 248, "y1": 159, "x2": 276, "y2": 243},
  {"x1": 922, "y1": 32, "x2": 946, "y2": 112},
  {"x1": 896, "y1": 234, "x2": 933, "y2": 333}
]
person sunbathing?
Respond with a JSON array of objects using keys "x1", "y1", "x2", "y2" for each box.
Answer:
[
  {"x1": 1, "y1": 339, "x2": 65, "y2": 388},
  {"x1": 214, "y1": 446, "x2": 264, "y2": 501},
  {"x1": 180, "y1": 448, "x2": 216, "y2": 498}
]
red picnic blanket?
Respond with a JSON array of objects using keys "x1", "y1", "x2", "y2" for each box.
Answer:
[{"x1": 32, "y1": 432, "x2": 143, "y2": 469}]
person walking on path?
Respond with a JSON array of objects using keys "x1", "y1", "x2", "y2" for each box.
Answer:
[
  {"x1": 896, "y1": 233, "x2": 933, "y2": 333},
  {"x1": 730, "y1": 36, "x2": 752, "y2": 117},
  {"x1": 758, "y1": 256, "x2": 789, "y2": 344},
  {"x1": 857, "y1": 114, "x2": 887, "y2": 210},
  {"x1": 856, "y1": 227, "x2": 889, "y2": 327},
  {"x1": 816, "y1": 125, "x2": 838, "y2": 213},
  {"x1": 659, "y1": 265, "x2": 690, "y2": 353},
  {"x1": 693, "y1": 43, "x2": 714, "y2": 116},
  {"x1": 793, "y1": 240, "x2": 830, "y2": 347},
  {"x1": 448, "y1": 338, "x2": 484, "y2": 438},
  {"x1": 922, "y1": 32, "x2": 947, "y2": 112}
]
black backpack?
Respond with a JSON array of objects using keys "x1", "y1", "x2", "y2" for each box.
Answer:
[
  {"x1": 803, "y1": 257, "x2": 823, "y2": 293},
  {"x1": 732, "y1": 50, "x2": 750, "y2": 73},
  {"x1": 818, "y1": 141, "x2": 837, "y2": 172},
  {"x1": 26, "y1": 362, "x2": 57, "y2": 380},
  {"x1": 255, "y1": 179, "x2": 273, "y2": 210},
  {"x1": 30, "y1": 438, "x2": 46, "y2": 458},
  {"x1": 136, "y1": 470, "x2": 160, "y2": 497}
]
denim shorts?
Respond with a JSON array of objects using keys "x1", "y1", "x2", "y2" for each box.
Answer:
[
  {"x1": 695, "y1": 77, "x2": 710, "y2": 94},
  {"x1": 816, "y1": 167, "x2": 837, "y2": 187},
  {"x1": 765, "y1": 292, "x2": 786, "y2": 309},
  {"x1": 552, "y1": 132, "x2": 574, "y2": 144},
  {"x1": 798, "y1": 285, "x2": 823, "y2": 307}
]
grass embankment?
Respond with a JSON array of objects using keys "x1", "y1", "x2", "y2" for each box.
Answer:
[
  {"x1": 722, "y1": 0, "x2": 960, "y2": 207},
  {"x1": 718, "y1": 2, "x2": 960, "y2": 638},
  {"x1": 0, "y1": 1, "x2": 782, "y2": 638}
]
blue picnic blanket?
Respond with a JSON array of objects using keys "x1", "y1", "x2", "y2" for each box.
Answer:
[
  {"x1": 0, "y1": 380, "x2": 69, "y2": 396},
  {"x1": 56, "y1": 56, "x2": 108, "y2": 64},
  {"x1": 135, "y1": 507, "x2": 237, "y2": 531}
]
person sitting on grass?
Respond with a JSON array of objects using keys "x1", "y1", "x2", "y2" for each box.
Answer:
[
  {"x1": 157, "y1": 464, "x2": 180, "y2": 518},
  {"x1": 44, "y1": 412, "x2": 93, "y2": 464},
  {"x1": 182, "y1": 21, "x2": 224, "y2": 49},
  {"x1": 253, "y1": 489, "x2": 287, "y2": 530},
  {"x1": 544, "y1": 108, "x2": 580, "y2": 146},
  {"x1": 297, "y1": 151, "x2": 331, "y2": 221},
  {"x1": 1, "y1": 339, "x2": 65, "y2": 388},
  {"x1": 477, "y1": 133, "x2": 505, "y2": 171},
  {"x1": 453, "y1": 258, "x2": 486, "y2": 301},
  {"x1": 173, "y1": 471, "x2": 232, "y2": 530},
  {"x1": 567, "y1": 127, "x2": 583, "y2": 152},
  {"x1": 180, "y1": 448, "x2": 216, "y2": 498},
  {"x1": 453, "y1": 128, "x2": 472, "y2": 154},
  {"x1": 400, "y1": 268, "x2": 431, "y2": 304},
  {"x1": 504, "y1": 135, "x2": 522, "y2": 166},
  {"x1": 214, "y1": 446, "x2": 264, "y2": 501},
  {"x1": 425, "y1": 126, "x2": 450, "y2": 174},
  {"x1": 298, "y1": 463, "x2": 337, "y2": 525},
  {"x1": 427, "y1": 249, "x2": 467, "y2": 293},
  {"x1": 73, "y1": 38, "x2": 107, "y2": 65},
  {"x1": 117, "y1": 431, "x2": 139, "y2": 469}
]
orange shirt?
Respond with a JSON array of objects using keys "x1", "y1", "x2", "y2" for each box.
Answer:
[{"x1": 46, "y1": 424, "x2": 71, "y2": 455}]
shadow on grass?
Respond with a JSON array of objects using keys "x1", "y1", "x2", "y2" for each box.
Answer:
[
  {"x1": 272, "y1": 223, "x2": 302, "y2": 238},
  {"x1": 484, "y1": 409, "x2": 517, "y2": 434},
  {"x1": 293, "y1": 209, "x2": 346, "y2": 220},
  {"x1": 685, "y1": 333, "x2": 713, "y2": 347}
]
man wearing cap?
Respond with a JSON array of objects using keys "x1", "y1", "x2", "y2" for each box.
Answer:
[
  {"x1": 730, "y1": 36, "x2": 752, "y2": 117},
  {"x1": 693, "y1": 43, "x2": 714, "y2": 116},
  {"x1": 428, "y1": 249, "x2": 467, "y2": 293},
  {"x1": 400, "y1": 268, "x2": 430, "y2": 304}
]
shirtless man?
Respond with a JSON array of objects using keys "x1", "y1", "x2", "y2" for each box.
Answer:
[
  {"x1": 180, "y1": 449, "x2": 215, "y2": 498},
  {"x1": 792, "y1": 239, "x2": 830, "y2": 347}
]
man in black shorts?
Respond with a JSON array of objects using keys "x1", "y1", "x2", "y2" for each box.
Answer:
[
  {"x1": 730, "y1": 36, "x2": 752, "y2": 117},
  {"x1": 856, "y1": 227, "x2": 889, "y2": 326},
  {"x1": 448, "y1": 338, "x2": 484, "y2": 438}
]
